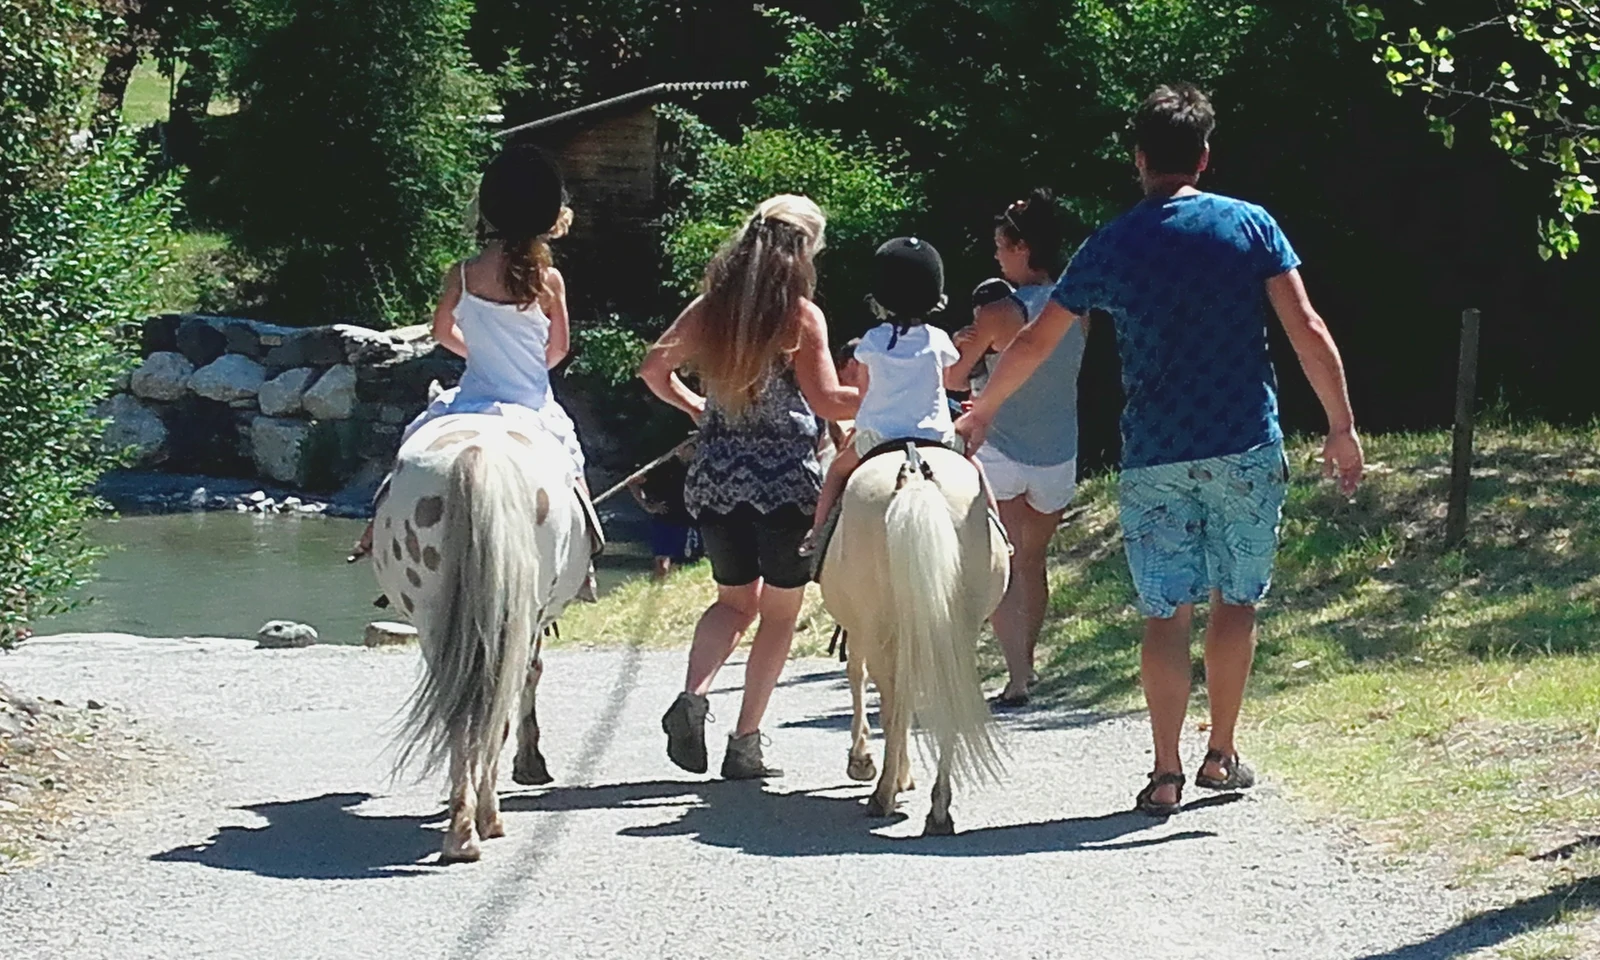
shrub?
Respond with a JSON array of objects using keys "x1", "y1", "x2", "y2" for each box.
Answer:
[
  {"x1": 661, "y1": 109, "x2": 924, "y2": 338},
  {"x1": 1, "y1": 0, "x2": 181, "y2": 647},
  {"x1": 216, "y1": 0, "x2": 499, "y2": 326}
]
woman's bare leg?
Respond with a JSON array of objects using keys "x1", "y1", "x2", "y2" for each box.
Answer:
[
  {"x1": 685, "y1": 582, "x2": 763, "y2": 696},
  {"x1": 990, "y1": 497, "x2": 1065, "y2": 700},
  {"x1": 734, "y1": 583, "x2": 805, "y2": 736}
]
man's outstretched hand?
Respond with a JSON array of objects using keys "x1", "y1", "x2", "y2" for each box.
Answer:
[{"x1": 1323, "y1": 427, "x2": 1364, "y2": 496}]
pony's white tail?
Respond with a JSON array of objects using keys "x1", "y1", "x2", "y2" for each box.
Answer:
[
  {"x1": 885, "y1": 466, "x2": 1003, "y2": 788},
  {"x1": 394, "y1": 443, "x2": 540, "y2": 779}
]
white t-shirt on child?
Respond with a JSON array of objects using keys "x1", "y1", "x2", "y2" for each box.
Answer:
[{"x1": 852, "y1": 322, "x2": 960, "y2": 443}]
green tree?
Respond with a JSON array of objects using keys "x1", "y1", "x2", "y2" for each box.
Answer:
[
  {"x1": 1354, "y1": 1, "x2": 1600, "y2": 258},
  {"x1": 217, "y1": 0, "x2": 498, "y2": 325},
  {"x1": 661, "y1": 109, "x2": 924, "y2": 338},
  {"x1": 1, "y1": 0, "x2": 180, "y2": 647}
]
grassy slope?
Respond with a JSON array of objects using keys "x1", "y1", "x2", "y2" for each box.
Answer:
[{"x1": 565, "y1": 425, "x2": 1600, "y2": 955}]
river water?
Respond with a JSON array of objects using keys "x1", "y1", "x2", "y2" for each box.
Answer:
[{"x1": 39, "y1": 513, "x2": 653, "y2": 644}]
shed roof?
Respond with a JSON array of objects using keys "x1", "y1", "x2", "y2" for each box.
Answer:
[{"x1": 497, "y1": 81, "x2": 750, "y2": 139}]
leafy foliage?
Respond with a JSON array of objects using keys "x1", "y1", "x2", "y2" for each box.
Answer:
[
  {"x1": 1354, "y1": 1, "x2": 1600, "y2": 258},
  {"x1": 215, "y1": 0, "x2": 499, "y2": 326},
  {"x1": 1, "y1": 0, "x2": 180, "y2": 647},
  {"x1": 762, "y1": 0, "x2": 1260, "y2": 272},
  {"x1": 661, "y1": 108, "x2": 923, "y2": 335}
]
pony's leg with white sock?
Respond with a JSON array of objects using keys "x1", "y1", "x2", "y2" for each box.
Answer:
[
  {"x1": 846, "y1": 649, "x2": 877, "y2": 782},
  {"x1": 924, "y1": 741, "x2": 955, "y2": 836},
  {"x1": 442, "y1": 730, "x2": 482, "y2": 863},
  {"x1": 476, "y1": 720, "x2": 507, "y2": 841},
  {"x1": 867, "y1": 673, "x2": 903, "y2": 818}
]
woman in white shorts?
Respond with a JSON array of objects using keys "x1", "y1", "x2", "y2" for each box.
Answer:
[{"x1": 947, "y1": 189, "x2": 1086, "y2": 707}]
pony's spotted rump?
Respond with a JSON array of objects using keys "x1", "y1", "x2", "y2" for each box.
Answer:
[{"x1": 374, "y1": 414, "x2": 591, "y2": 864}]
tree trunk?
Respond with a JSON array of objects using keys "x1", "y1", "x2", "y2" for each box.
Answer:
[{"x1": 94, "y1": 1, "x2": 145, "y2": 131}]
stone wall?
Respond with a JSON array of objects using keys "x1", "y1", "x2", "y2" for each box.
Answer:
[{"x1": 101, "y1": 315, "x2": 467, "y2": 494}]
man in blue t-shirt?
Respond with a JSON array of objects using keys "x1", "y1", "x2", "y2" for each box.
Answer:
[{"x1": 956, "y1": 84, "x2": 1363, "y2": 817}]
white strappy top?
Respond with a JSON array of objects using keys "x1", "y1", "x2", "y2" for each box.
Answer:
[{"x1": 451, "y1": 262, "x2": 555, "y2": 411}]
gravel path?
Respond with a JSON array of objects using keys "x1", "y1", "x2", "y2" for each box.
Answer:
[{"x1": 0, "y1": 633, "x2": 1487, "y2": 959}]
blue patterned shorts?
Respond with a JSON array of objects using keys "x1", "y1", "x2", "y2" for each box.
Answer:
[{"x1": 1119, "y1": 441, "x2": 1289, "y2": 619}]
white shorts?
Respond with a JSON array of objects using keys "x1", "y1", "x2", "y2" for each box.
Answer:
[{"x1": 975, "y1": 443, "x2": 1077, "y2": 514}]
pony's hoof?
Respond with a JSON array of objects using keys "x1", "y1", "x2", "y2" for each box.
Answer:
[
  {"x1": 477, "y1": 817, "x2": 506, "y2": 840},
  {"x1": 847, "y1": 754, "x2": 877, "y2": 782},
  {"x1": 865, "y1": 796, "x2": 896, "y2": 818},
  {"x1": 440, "y1": 837, "x2": 482, "y2": 864},
  {"x1": 512, "y1": 751, "x2": 553, "y2": 786},
  {"x1": 923, "y1": 813, "x2": 955, "y2": 836}
]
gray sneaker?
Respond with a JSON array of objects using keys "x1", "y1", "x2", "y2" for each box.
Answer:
[
  {"x1": 721, "y1": 731, "x2": 783, "y2": 780},
  {"x1": 661, "y1": 692, "x2": 710, "y2": 774}
]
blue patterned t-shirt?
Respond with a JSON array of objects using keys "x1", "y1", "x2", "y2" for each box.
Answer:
[{"x1": 1051, "y1": 192, "x2": 1300, "y2": 469}]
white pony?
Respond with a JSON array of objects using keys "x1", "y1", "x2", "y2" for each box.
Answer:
[
  {"x1": 819, "y1": 443, "x2": 1010, "y2": 834},
  {"x1": 375, "y1": 412, "x2": 590, "y2": 863}
]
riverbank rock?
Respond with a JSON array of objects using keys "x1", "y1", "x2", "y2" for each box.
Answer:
[
  {"x1": 176, "y1": 316, "x2": 227, "y2": 367},
  {"x1": 191, "y1": 355, "x2": 268, "y2": 404},
  {"x1": 251, "y1": 417, "x2": 312, "y2": 485},
  {"x1": 130, "y1": 352, "x2": 194, "y2": 402},
  {"x1": 256, "y1": 621, "x2": 318, "y2": 649},
  {"x1": 302, "y1": 364, "x2": 357, "y2": 420},
  {"x1": 258, "y1": 367, "x2": 318, "y2": 417},
  {"x1": 98, "y1": 395, "x2": 168, "y2": 465},
  {"x1": 363, "y1": 622, "x2": 417, "y2": 647}
]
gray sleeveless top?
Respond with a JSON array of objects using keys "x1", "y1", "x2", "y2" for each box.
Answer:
[
  {"x1": 684, "y1": 366, "x2": 822, "y2": 517},
  {"x1": 985, "y1": 284, "x2": 1087, "y2": 467}
]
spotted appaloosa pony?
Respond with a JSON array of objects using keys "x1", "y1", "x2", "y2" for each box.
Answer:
[
  {"x1": 375, "y1": 413, "x2": 590, "y2": 863},
  {"x1": 819, "y1": 444, "x2": 1010, "y2": 835}
]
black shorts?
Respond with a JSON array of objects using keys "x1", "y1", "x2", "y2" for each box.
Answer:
[{"x1": 695, "y1": 504, "x2": 812, "y2": 590}]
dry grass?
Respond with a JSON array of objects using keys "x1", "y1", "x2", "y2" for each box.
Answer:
[{"x1": 0, "y1": 685, "x2": 171, "y2": 871}]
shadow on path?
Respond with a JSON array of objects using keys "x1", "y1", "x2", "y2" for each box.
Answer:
[
  {"x1": 152, "y1": 792, "x2": 446, "y2": 880},
  {"x1": 502, "y1": 779, "x2": 1215, "y2": 858},
  {"x1": 1352, "y1": 875, "x2": 1600, "y2": 960}
]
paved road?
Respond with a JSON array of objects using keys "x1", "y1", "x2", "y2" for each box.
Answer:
[{"x1": 0, "y1": 634, "x2": 1485, "y2": 960}]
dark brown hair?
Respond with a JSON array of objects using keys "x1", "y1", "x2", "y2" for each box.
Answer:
[
  {"x1": 995, "y1": 187, "x2": 1064, "y2": 271},
  {"x1": 1133, "y1": 83, "x2": 1216, "y2": 176}
]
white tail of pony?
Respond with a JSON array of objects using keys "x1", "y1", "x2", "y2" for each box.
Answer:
[
  {"x1": 393, "y1": 442, "x2": 541, "y2": 780},
  {"x1": 884, "y1": 466, "x2": 1003, "y2": 788}
]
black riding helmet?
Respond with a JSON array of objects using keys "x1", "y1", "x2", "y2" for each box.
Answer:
[
  {"x1": 870, "y1": 236, "x2": 946, "y2": 320},
  {"x1": 478, "y1": 144, "x2": 567, "y2": 241}
]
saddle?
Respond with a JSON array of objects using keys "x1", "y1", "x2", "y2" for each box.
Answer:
[{"x1": 809, "y1": 437, "x2": 954, "y2": 583}]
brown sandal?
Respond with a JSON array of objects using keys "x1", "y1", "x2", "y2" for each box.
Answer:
[
  {"x1": 1194, "y1": 749, "x2": 1256, "y2": 790},
  {"x1": 1135, "y1": 771, "x2": 1185, "y2": 816}
]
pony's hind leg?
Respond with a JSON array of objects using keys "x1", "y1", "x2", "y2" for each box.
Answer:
[
  {"x1": 442, "y1": 730, "x2": 482, "y2": 863},
  {"x1": 923, "y1": 743, "x2": 956, "y2": 836},
  {"x1": 475, "y1": 719, "x2": 508, "y2": 841},
  {"x1": 866, "y1": 673, "x2": 903, "y2": 818},
  {"x1": 512, "y1": 647, "x2": 553, "y2": 786},
  {"x1": 846, "y1": 648, "x2": 877, "y2": 782}
]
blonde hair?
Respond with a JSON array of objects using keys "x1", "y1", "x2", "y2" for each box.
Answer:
[{"x1": 692, "y1": 195, "x2": 826, "y2": 416}]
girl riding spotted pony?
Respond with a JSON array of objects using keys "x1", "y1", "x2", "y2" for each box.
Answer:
[{"x1": 351, "y1": 145, "x2": 598, "y2": 599}]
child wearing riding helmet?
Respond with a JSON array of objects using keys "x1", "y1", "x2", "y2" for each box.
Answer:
[
  {"x1": 801, "y1": 236, "x2": 996, "y2": 555},
  {"x1": 351, "y1": 144, "x2": 596, "y2": 596}
]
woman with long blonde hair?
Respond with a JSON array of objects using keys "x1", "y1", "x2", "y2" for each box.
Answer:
[{"x1": 640, "y1": 194, "x2": 860, "y2": 779}]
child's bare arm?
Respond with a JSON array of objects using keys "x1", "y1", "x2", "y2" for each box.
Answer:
[
  {"x1": 432, "y1": 265, "x2": 468, "y2": 358},
  {"x1": 542, "y1": 268, "x2": 570, "y2": 368},
  {"x1": 944, "y1": 300, "x2": 1024, "y2": 390}
]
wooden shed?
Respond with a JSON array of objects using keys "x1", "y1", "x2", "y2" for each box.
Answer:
[{"x1": 499, "y1": 82, "x2": 748, "y2": 316}]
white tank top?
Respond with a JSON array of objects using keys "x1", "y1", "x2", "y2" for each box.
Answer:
[{"x1": 451, "y1": 263, "x2": 554, "y2": 410}]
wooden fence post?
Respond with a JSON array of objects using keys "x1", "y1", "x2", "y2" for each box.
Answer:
[{"x1": 1445, "y1": 308, "x2": 1481, "y2": 547}]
